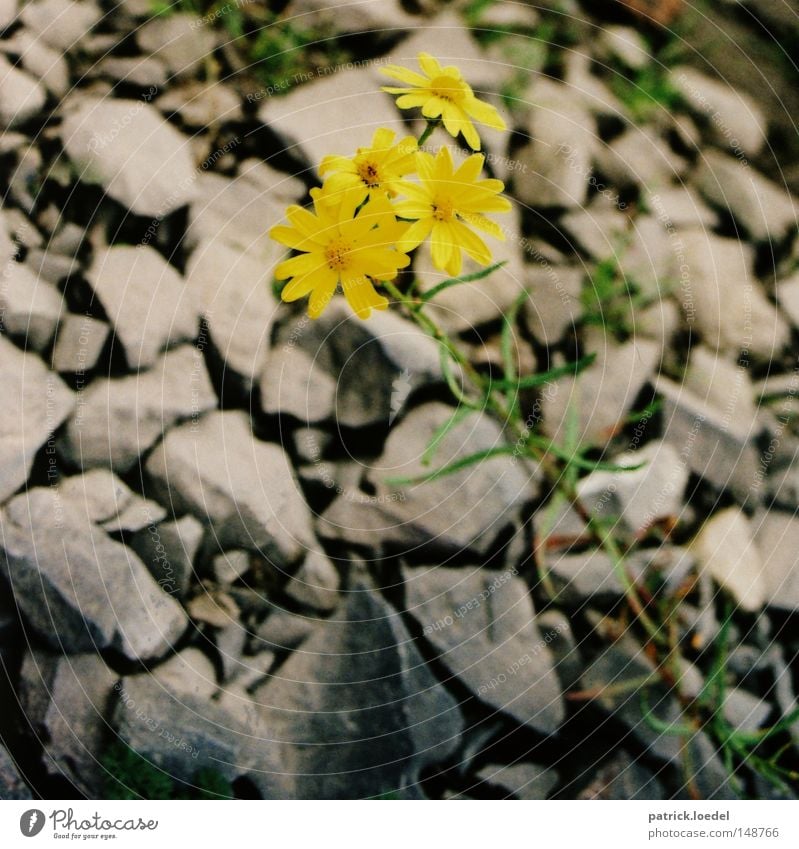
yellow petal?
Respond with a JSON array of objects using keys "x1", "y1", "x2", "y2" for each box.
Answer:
[
  {"x1": 430, "y1": 221, "x2": 456, "y2": 271},
  {"x1": 451, "y1": 220, "x2": 492, "y2": 265},
  {"x1": 417, "y1": 53, "x2": 443, "y2": 79},
  {"x1": 269, "y1": 224, "x2": 315, "y2": 251},
  {"x1": 397, "y1": 218, "x2": 433, "y2": 251},
  {"x1": 453, "y1": 153, "x2": 485, "y2": 184},
  {"x1": 465, "y1": 96, "x2": 507, "y2": 131},
  {"x1": 282, "y1": 266, "x2": 334, "y2": 303},
  {"x1": 274, "y1": 252, "x2": 323, "y2": 280},
  {"x1": 380, "y1": 64, "x2": 431, "y2": 87},
  {"x1": 342, "y1": 275, "x2": 388, "y2": 319},
  {"x1": 307, "y1": 276, "x2": 338, "y2": 318},
  {"x1": 421, "y1": 96, "x2": 445, "y2": 120},
  {"x1": 370, "y1": 127, "x2": 396, "y2": 149},
  {"x1": 459, "y1": 211, "x2": 506, "y2": 240}
]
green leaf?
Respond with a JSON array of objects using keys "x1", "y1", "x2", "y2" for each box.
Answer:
[
  {"x1": 421, "y1": 405, "x2": 474, "y2": 467},
  {"x1": 527, "y1": 436, "x2": 645, "y2": 473},
  {"x1": 386, "y1": 445, "x2": 518, "y2": 487},
  {"x1": 420, "y1": 261, "x2": 506, "y2": 303},
  {"x1": 490, "y1": 353, "x2": 596, "y2": 391}
]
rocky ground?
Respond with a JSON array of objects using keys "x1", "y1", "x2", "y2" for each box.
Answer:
[{"x1": 1, "y1": 0, "x2": 798, "y2": 800}]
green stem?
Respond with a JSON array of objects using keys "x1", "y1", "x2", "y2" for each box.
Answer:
[{"x1": 417, "y1": 118, "x2": 440, "y2": 148}]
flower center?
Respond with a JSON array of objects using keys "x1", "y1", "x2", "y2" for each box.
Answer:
[
  {"x1": 325, "y1": 238, "x2": 352, "y2": 271},
  {"x1": 429, "y1": 75, "x2": 468, "y2": 105},
  {"x1": 356, "y1": 158, "x2": 382, "y2": 188},
  {"x1": 431, "y1": 195, "x2": 455, "y2": 221}
]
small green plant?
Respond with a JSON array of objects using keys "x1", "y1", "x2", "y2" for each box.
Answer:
[
  {"x1": 102, "y1": 741, "x2": 234, "y2": 800},
  {"x1": 610, "y1": 64, "x2": 683, "y2": 123}
]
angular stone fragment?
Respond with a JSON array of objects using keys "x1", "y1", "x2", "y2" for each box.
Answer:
[{"x1": 403, "y1": 565, "x2": 564, "y2": 733}]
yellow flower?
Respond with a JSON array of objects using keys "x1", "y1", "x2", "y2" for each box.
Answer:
[
  {"x1": 270, "y1": 185, "x2": 410, "y2": 319},
  {"x1": 319, "y1": 128, "x2": 418, "y2": 205},
  {"x1": 393, "y1": 147, "x2": 511, "y2": 277},
  {"x1": 380, "y1": 53, "x2": 506, "y2": 151}
]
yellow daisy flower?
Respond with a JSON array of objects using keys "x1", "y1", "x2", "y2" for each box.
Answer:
[
  {"x1": 393, "y1": 147, "x2": 511, "y2": 277},
  {"x1": 318, "y1": 128, "x2": 418, "y2": 205},
  {"x1": 270, "y1": 185, "x2": 410, "y2": 320},
  {"x1": 380, "y1": 52, "x2": 507, "y2": 151}
]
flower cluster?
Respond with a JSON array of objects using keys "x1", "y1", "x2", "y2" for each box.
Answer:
[{"x1": 270, "y1": 53, "x2": 511, "y2": 319}]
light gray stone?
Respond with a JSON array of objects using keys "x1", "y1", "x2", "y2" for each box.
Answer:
[
  {"x1": 671, "y1": 66, "x2": 766, "y2": 158},
  {"x1": 58, "y1": 468, "x2": 166, "y2": 531},
  {"x1": 753, "y1": 510, "x2": 799, "y2": 611},
  {"x1": 0, "y1": 261, "x2": 63, "y2": 352},
  {"x1": 361, "y1": 403, "x2": 537, "y2": 556},
  {"x1": 695, "y1": 151, "x2": 798, "y2": 243},
  {"x1": 722, "y1": 688, "x2": 771, "y2": 734},
  {"x1": 403, "y1": 565, "x2": 564, "y2": 733},
  {"x1": 476, "y1": 762, "x2": 557, "y2": 799},
  {"x1": 187, "y1": 240, "x2": 279, "y2": 390},
  {"x1": 679, "y1": 230, "x2": 788, "y2": 359},
  {"x1": 19, "y1": 649, "x2": 115, "y2": 795},
  {"x1": 283, "y1": 0, "x2": 415, "y2": 36},
  {"x1": 87, "y1": 246, "x2": 198, "y2": 369},
  {"x1": 655, "y1": 375, "x2": 760, "y2": 501},
  {"x1": 136, "y1": 13, "x2": 216, "y2": 78},
  {"x1": 252, "y1": 585, "x2": 464, "y2": 798},
  {"x1": 61, "y1": 99, "x2": 197, "y2": 217},
  {"x1": 595, "y1": 127, "x2": 683, "y2": 189},
  {"x1": 211, "y1": 549, "x2": 251, "y2": 585},
  {"x1": 646, "y1": 186, "x2": 718, "y2": 230},
  {"x1": 6, "y1": 29, "x2": 69, "y2": 97},
  {"x1": 578, "y1": 752, "x2": 664, "y2": 800},
  {"x1": 152, "y1": 647, "x2": 217, "y2": 699},
  {"x1": 542, "y1": 338, "x2": 661, "y2": 446},
  {"x1": 515, "y1": 78, "x2": 596, "y2": 209},
  {"x1": 146, "y1": 411, "x2": 315, "y2": 565},
  {"x1": 576, "y1": 441, "x2": 689, "y2": 535},
  {"x1": 598, "y1": 25, "x2": 651, "y2": 70},
  {"x1": 60, "y1": 344, "x2": 216, "y2": 472},
  {"x1": 777, "y1": 272, "x2": 799, "y2": 329},
  {"x1": 284, "y1": 550, "x2": 340, "y2": 611},
  {"x1": 98, "y1": 55, "x2": 167, "y2": 89},
  {"x1": 0, "y1": 336, "x2": 74, "y2": 502},
  {"x1": 0, "y1": 745, "x2": 30, "y2": 800},
  {"x1": 19, "y1": 0, "x2": 101, "y2": 51},
  {"x1": 51, "y1": 313, "x2": 109, "y2": 373},
  {"x1": 130, "y1": 514, "x2": 203, "y2": 598},
  {"x1": 0, "y1": 488, "x2": 187, "y2": 658},
  {"x1": 0, "y1": 55, "x2": 46, "y2": 128},
  {"x1": 691, "y1": 508, "x2": 766, "y2": 612},
  {"x1": 0, "y1": 0, "x2": 18, "y2": 29},
  {"x1": 523, "y1": 265, "x2": 583, "y2": 346}
]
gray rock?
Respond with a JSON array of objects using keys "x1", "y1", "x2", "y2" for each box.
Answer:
[
  {"x1": 113, "y1": 674, "x2": 269, "y2": 788},
  {"x1": 187, "y1": 240, "x2": 279, "y2": 390},
  {"x1": 722, "y1": 687, "x2": 771, "y2": 734},
  {"x1": 7, "y1": 29, "x2": 69, "y2": 97},
  {"x1": 136, "y1": 13, "x2": 216, "y2": 79},
  {"x1": 157, "y1": 80, "x2": 241, "y2": 127},
  {"x1": 0, "y1": 210, "x2": 16, "y2": 265},
  {"x1": 753, "y1": 510, "x2": 799, "y2": 611},
  {"x1": 671, "y1": 66, "x2": 765, "y2": 158},
  {"x1": 253, "y1": 608, "x2": 315, "y2": 651},
  {"x1": 60, "y1": 344, "x2": 216, "y2": 472},
  {"x1": 211, "y1": 549, "x2": 251, "y2": 585},
  {"x1": 19, "y1": 0, "x2": 101, "y2": 51},
  {"x1": 61, "y1": 99, "x2": 197, "y2": 218},
  {"x1": 595, "y1": 128, "x2": 683, "y2": 189},
  {"x1": 684, "y1": 346, "x2": 758, "y2": 425},
  {"x1": 98, "y1": 56, "x2": 167, "y2": 89},
  {"x1": 0, "y1": 745, "x2": 31, "y2": 800},
  {"x1": 0, "y1": 488, "x2": 187, "y2": 658},
  {"x1": 655, "y1": 375, "x2": 760, "y2": 501},
  {"x1": 581, "y1": 640, "x2": 738, "y2": 798},
  {"x1": 263, "y1": 299, "x2": 442, "y2": 426},
  {"x1": 403, "y1": 565, "x2": 564, "y2": 733},
  {"x1": 130, "y1": 514, "x2": 203, "y2": 598},
  {"x1": 542, "y1": 338, "x2": 661, "y2": 446},
  {"x1": 0, "y1": 336, "x2": 74, "y2": 502},
  {"x1": 777, "y1": 272, "x2": 799, "y2": 329},
  {"x1": 620, "y1": 215, "x2": 680, "y2": 299},
  {"x1": 51, "y1": 313, "x2": 109, "y2": 373},
  {"x1": 252, "y1": 585, "x2": 464, "y2": 798},
  {"x1": 0, "y1": 261, "x2": 63, "y2": 352},
  {"x1": 238, "y1": 157, "x2": 305, "y2": 205},
  {"x1": 284, "y1": 550, "x2": 340, "y2": 611},
  {"x1": 475, "y1": 762, "x2": 557, "y2": 799},
  {"x1": 146, "y1": 411, "x2": 315, "y2": 565},
  {"x1": 0, "y1": 55, "x2": 46, "y2": 128},
  {"x1": 19, "y1": 649, "x2": 116, "y2": 795},
  {"x1": 515, "y1": 80, "x2": 596, "y2": 209},
  {"x1": 598, "y1": 25, "x2": 651, "y2": 70},
  {"x1": 679, "y1": 231, "x2": 788, "y2": 360},
  {"x1": 691, "y1": 508, "x2": 766, "y2": 612},
  {"x1": 576, "y1": 441, "x2": 689, "y2": 535},
  {"x1": 58, "y1": 468, "x2": 166, "y2": 531},
  {"x1": 259, "y1": 67, "x2": 402, "y2": 166},
  {"x1": 578, "y1": 752, "x2": 664, "y2": 800},
  {"x1": 363, "y1": 403, "x2": 537, "y2": 557},
  {"x1": 523, "y1": 265, "x2": 583, "y2": 346},
  {"x1": 0, "y1": 0, "x2": 18, "y2": 29},
  {"x1": 87, "y1": 246, "x2": 198, "y2": 369},
  {"x1": 152, "y1": 647, "x2": 217, "y2": 700},
  {"x1": 185, "y1": 172, "x2": 285, "y2": 257},
  {"x1": 646, "y1": 186, "x2": 718, "y2": 230},
  {"x1": 563, "y1": 51, "x2": 628, "y2": 122},
  {"x1": 695, "y1": 151, "x2": 798, "y2": 243},
  {"x1": 559, "y1": 204, "x2": 627, "y2": 260},
  {"x1": 283, "y1": 0, "x2": 415, "y2": 36}
]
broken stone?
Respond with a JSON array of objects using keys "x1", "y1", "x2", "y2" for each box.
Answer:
[
  {"x1": 0, "y1": 55, "x2": 46, "y2": 127},
  {"x1": 51, "y1": 313, "x2": 109, "y2": 373},
  {"x1": 130, "y1": 514, "x2": 203, "y2": 599},
  {"x1": 0, "y1": 261, "x2": 63, "y2": 352},
  {"x1": 136, "y1": 13, "x2": 216, "y2": 79},
  {"x1": 284, "y1": 550, "x2": 340, "y2": 612}
]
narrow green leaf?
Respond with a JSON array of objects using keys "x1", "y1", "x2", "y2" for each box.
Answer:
[
  {"x1": 527, "y1": 436, "x2": 646, "y2": 473},
  {"x1": 421, "y1": 405, "x2": 473, "y2": 467},
  {"x1": 386, "y1": 445, "x2": 518, "y2": 486},
  {"x1": 491, "y1": 353, "x2": 596, "y2": 391},
  {"x1": 420, "y1": 261, "x2": 507, "y2": 302}
]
